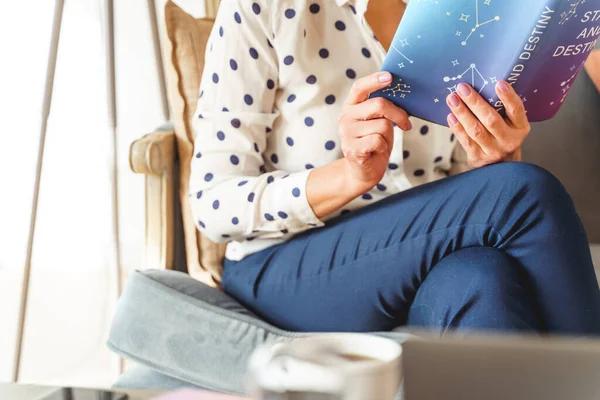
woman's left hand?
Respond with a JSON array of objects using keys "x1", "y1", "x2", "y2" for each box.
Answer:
[{"x1": 446, "y1": 81, "x2": 530, "y2": 170}]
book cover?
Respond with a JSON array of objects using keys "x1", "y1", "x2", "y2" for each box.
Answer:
[{"x1": 373, "y1": 0, "x2": 600, "y2": 126}]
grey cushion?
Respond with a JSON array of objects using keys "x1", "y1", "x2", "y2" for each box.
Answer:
[
  {"x1": 114, "y1": 363, "x2": 201, "y2": 392},
  {"x1": 108, "y1": 270, "x2": 416, "y2": 395}
]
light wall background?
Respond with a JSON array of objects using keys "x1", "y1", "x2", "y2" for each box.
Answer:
[{"x1": 0, "y1": 0, "x2": 206, "y2": 387}]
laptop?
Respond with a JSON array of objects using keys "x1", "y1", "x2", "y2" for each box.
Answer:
[{"x1": 402, "y1": 334, "x2": 600, "y2": 400}]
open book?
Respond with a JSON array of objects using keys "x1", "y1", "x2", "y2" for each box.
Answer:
[{"x1": 373, "y1": 0, "x2": 600, "y2": 126}]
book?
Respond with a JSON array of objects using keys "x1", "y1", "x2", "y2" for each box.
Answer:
[{"x1": 373, "y1": 0, "x2": 600, "y2": 126}]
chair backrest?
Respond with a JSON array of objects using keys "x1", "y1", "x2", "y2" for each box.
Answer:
[{"x1": 163, "y1": 0, "x2": 226, "y2": 283}]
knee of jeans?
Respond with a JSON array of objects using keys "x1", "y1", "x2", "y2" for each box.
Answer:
[
  {"x1": 435, "y1": 247, "x2": 527, "y2": 294},
  {"x1": 489, "y1": 162, "x2": 573, "y2": 208}
]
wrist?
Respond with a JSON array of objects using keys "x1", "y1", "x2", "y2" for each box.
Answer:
[
  {"x1": 505, "y1": 148, "x2": 522, "y2": 162},
  {"x1": 340, "y1": 159, "x2": 375, "y2": 197},
  {"x1": 306, "y1": 159, "x2": 370, "y2": 219}
]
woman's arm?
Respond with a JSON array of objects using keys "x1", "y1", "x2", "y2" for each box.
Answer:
[
  {"x1": 306, "y1": 160, "x2": 364, "y2": 218},
  {"x1": 191, "y1": 0, "x2": 324, "y2": 243},
  {"x1": 191, "y1": 2, "x2": 409, "y2": 241},
  {"x1": 585, "y1": 41, "x2": 600, "y2": 93},
  {"x1": 191, "y1": 2, "x2": 413, "y2": 240}
]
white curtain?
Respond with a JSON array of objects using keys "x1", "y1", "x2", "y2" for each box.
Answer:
[{"x1": 0, "y1": 0, "x2": 206, "y2": 387}]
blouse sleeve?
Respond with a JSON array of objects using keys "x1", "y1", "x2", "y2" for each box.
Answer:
[{"x1": 189, "y1": 0, "x2": 324, "y2": 243}]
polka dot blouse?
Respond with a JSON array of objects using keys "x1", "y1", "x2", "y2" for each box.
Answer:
[{"x1": 190, "y1": 0, "x2": 465, "y2": 261}]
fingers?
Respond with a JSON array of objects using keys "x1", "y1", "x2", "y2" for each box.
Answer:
[
  {"x1": 454, "y1": 83, "x2": 507, "y2": 137},
  {"x1": 495, "y1": 81, "x2": 529, "y2": 130},
  {"x1": 354, "y1": 133, "x2": 389, "y2": 157},
  {"x1": 350, "y1": 97, "x2": 412, "y2": 131},
  {"x1": 446, "y1": 82, "x2": 530, "y2": 168},
  {"x1": 349, "y1": 118, "x2": 394, "y2": 150},
  {"x1": 345, "y1": 72, "x2": 394, "y2": 105},
  {"x1": 446, "y1": 90, "x2": 498, "y2": 156},
  {"x1": 341, "y1": 118, "x2": 393, "y2": 157},
  {"x1": 447, "y1": 113, "x2": 484, "y2": 166}
]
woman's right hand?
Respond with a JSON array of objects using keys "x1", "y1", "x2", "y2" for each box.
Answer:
[
  {"x1": 306, "y1": 72, "x2": 413, "y2": 219},
  {"x1": 338, "y1": 71, "x2": 413, "y2": 192}
]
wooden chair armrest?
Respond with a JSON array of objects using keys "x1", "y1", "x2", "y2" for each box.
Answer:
[
  {"x1": 129, "y1": 129, "x2": 176, "y2": 270},
  {"x1": 129, "y1": 129, "x2": 176, "y2": 176}
]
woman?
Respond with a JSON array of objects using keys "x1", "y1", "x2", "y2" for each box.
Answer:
[{"x1": 190, "y1": 0, "x2": 600, "y2": 335}]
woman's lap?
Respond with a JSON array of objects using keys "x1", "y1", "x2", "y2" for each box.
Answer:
[{"x1": 222, "y1": 162, "x2": 600, "y2": 334}]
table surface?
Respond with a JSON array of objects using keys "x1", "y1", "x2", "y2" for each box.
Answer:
[
  {"x1": 0, "y1": 383, "x2": 250, "y2": 400},
  {"x1": 0, "y1": 383, "x2": 164, "y2": 400}
]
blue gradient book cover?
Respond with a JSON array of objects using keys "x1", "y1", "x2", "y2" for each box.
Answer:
[{"x1": 374, "y1": 0, "x2": 600, "y2": 126}]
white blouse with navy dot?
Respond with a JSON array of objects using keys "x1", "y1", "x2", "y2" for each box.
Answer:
[{"x1": 191, "y1": 0, "x2": 462, "y2": 261}]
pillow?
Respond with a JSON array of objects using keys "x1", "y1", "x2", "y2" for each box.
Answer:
[
  {"x1": 163, "y1": 1, "x2": 227, "y2": 284},
  {"x1": 108, "y1": 270, "x2": 416, "y2": 395}
]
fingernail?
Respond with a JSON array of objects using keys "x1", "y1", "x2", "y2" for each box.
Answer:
[
  {"x1": 448, "y1": 94, "x2": 460, "y2": 108},
  {"x1": 379, "y1": 72, "x2": 392, "y2": 83},
  {"x1": 497, "y1": 81, "x2": 510, "y2": 93},
  {"x1": 457, "y1": 83, "x2": 471, "y2": 97},
  {"x1": 448, "y1": 113, "x2": 458, "y2": 125},
  {"x1": 406, "y1": 120, "x2": 413, "y2": 130}
]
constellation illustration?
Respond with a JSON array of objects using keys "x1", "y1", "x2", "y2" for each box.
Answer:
[
  {"x1": 560, "y1": 61, "x2": 585, "y2": 88},
  {"x1": 459, "y1": 0, "x2": 500, "y2": 46},
  {"x1": 561, "y1": 73, "x2": 577, "y2": 88},
  {"x1": 443, "y1": 63, "x2": 488, "y2": 94},
  {"x1": 383, "y1": 80, "x2": 412, "y2": 98},
  {"x1": 560, "y1": 0, "x2": 586, "y2": 25},
  {"x1": 559, "y1": 61, "x2": 585, "y2": 103},
  {"x1": 390, "y1": 40, "x2": 414, "y2": 65}
]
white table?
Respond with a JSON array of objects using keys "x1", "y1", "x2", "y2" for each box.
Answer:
[{"x1": 0, "y1": 383, "x2": 163, "y2": 400}]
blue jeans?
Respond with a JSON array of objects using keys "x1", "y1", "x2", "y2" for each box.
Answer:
[{"x1": 222, "y1": 163, "x2": 600, "y2": 335}]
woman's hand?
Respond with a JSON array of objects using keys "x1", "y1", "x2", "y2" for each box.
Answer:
[
  {"x1": 446, "y1": 81, "x2": 530, "y2": 170},
  {"x1": 306, "y1": 72, "x2": 411, "y2": 219},
  {"x1": 339, "y1": 72, "x2": 412, "y2": 191}
]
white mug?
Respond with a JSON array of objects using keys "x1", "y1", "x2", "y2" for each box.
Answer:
[{"x1": 246, "y1": 334, "x2": 402, "y2": 400}]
